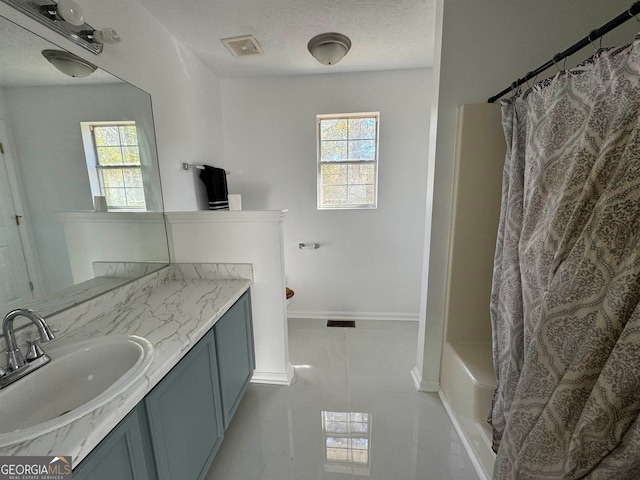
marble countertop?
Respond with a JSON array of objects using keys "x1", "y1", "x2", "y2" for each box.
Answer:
[
  {"x1": 0, "y1": 273, "x2": 251, "y2": 466},
  {"x1": 1, "y1": 262, "x2": 167, "y2": 321}
]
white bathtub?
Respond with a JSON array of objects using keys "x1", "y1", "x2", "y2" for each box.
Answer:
[{"x1": 440, "y1": 342, "x2": 496, "y2": 479}]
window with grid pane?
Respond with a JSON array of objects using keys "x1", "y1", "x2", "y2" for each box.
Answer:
[
  {"x1": 91, "y1": 124, "x2": 146, "y2": 209},
  {"x1": 317, "y1": 113, "x2": 379, "y2": 210},
  {"x1": 321, "y1": 411, "x2": 371, "y2": 475}
]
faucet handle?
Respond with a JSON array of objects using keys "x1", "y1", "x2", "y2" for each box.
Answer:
[{"x1": 25, "y1": 339, "x2": 46, "y2": 362}]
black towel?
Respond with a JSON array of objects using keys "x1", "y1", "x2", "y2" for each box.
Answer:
[{"x1": 199, "y1": 165, "x2": 229, "y2": 210}]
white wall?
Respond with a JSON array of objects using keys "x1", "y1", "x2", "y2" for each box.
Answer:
[
  {"x1": 220, "y1": 69, "x2": 431, "y2": 319},
  {"x1": 415, "y1": 0, "x2": 640, "y2": 389},
  {"x1": 166, "y1": 211, "x2": 292, "y2": 385},
  {"x1": 0, "y1": 0, "x2": 224, "y2": 212},
  {"x1": 59, "y1": 212, "x2": 169, "y2": 283}
]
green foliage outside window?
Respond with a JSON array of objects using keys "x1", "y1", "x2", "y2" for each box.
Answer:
[
  {"x1": 93, "y1": 124, "x2": 146, "y2": 209},
  {"x1": 318, "y1": 114, "x2": 379, "y2": 209}
]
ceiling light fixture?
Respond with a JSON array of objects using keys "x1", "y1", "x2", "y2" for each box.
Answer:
[
  {"x1": 42, "y1": 49, "x2": 97, "y2": 78},
  {"x1": 307, "y1": 32, "x2": 351, "y2": 66}
]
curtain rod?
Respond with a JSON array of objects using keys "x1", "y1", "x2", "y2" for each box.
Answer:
[{"x1": 488, "y1": 2, "x2": 640, "y2": 103}]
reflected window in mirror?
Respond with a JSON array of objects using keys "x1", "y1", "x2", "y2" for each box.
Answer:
[{"x1": 80, "y1": 122, "x2": 146, "y2": 210}]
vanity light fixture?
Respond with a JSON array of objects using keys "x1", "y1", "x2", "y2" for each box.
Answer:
[
  {"x1": 42, "y1": 49, "x2": 97, "y2": 78},
  {"x1": 1, "y1": 0, "x2": 121, "y2": 54},
  {"x1": 307, "y1": 32, "x2": 351, "y2": 66}
]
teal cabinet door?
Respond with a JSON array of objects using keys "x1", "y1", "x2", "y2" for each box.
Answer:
[
  {"x1": 73, "y1": 404, "x2": 155, "y2": 480},
  {"x1": 214, "y1": 291, "x2": 255, "y2": 427},
  {"x1": 145, "y1": 329, "x2": 224, "y2": 480}
]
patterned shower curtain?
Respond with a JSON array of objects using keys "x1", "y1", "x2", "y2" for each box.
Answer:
[{"x1": 490, "y1": 37, "x2": 640, "y2": 479}]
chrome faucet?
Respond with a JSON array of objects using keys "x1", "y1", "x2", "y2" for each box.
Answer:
[{"x1": 0, "y1": 309, "x2": 56, "y2": 388}]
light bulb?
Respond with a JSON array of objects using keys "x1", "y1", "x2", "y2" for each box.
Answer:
[
  {"x1": 93, "y1": 28, "x2": 121, "y2": 44},
  {"x1": 55, "y1": 0, "x2": 85, "y2": 26}
]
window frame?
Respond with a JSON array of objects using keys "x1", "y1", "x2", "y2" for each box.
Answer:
[
  {"x1": 80, "y1": 121, "x2": 147, "y2": 211},
  {"x1": 316, "y1": 112, "x2": 380, "y2": 210},
  {"x1": 321, "y1": 410, "x2": 372, "y2": 476}
]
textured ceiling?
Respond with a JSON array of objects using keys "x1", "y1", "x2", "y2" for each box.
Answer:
[{"x1": 138, "y1": 0, "x2": 436, "y2": 78}]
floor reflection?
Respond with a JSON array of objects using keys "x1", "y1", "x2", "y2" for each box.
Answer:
[
  {"x1": 206, "y1": 319, "x2": 481, "y2": 480},
  {"x1": 322, "y1": 411, "x2": 371, "y2": 476}
]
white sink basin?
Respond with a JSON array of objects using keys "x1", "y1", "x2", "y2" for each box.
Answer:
[{"x1": 0, "y1": 335, "x2": 154, "y2": 446}]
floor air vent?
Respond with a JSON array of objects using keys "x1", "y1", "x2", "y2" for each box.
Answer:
[{"x1": 327, "y1": 320, "x2": 356, "y2": 328}]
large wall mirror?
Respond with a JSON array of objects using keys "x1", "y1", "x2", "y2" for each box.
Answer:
[{"x1": 0, "y1": 14, "x2": 169, "y2": 317}]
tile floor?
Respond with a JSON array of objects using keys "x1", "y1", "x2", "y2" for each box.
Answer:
[{"x1": 206, "y1": 319, "x2": 480, "y2": 480}]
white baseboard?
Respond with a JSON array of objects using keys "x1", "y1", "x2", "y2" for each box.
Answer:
[
  {"x1": 439, "y1": 392, "x2": 490, "y2": 480},
  {"x1": 287, "y1": 310, "x2": 419, "y2": 322},
  {"x1": 250, "y1": 363, "x2": 295, "y2": 386},
  {"x1": 410, "y1": 366, "x2": 440, "y2": 392}
]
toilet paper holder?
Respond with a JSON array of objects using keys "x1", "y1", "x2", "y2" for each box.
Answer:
[{"x1": 299, "y1": 243, "x2": 320, "y2": 250}]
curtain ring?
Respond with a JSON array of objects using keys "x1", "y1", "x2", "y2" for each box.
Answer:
[
  {"x1": 589, "y1": 31, "x2": 604, "y2": 52},
  {"x1": 562, "y1": 57, "x2": 576, "y2": 77},
  {"x1": 563, "y1": 57, "x2": 576, "y2": 77},
  {"x1": 629, "y1": 6, "x2": 640, "y2": 22},
  {"x1": 525, "y1": 73, "x2": 539, "y2": 97},
  {"x1": 525, "y1": 72, "x2": 533, "y2": 90},
  {"x1": 552, "y1": 54, "x2": 562, "y2": 73},
  {"x1": 511, "y1": 80, "x2": 521, "y2": 97},
  {"x1": 588, "y1": 30, "x2": 598, "y2": 52}
]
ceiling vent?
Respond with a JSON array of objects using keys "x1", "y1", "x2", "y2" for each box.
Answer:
[{"x1": 221, "y1": 35, "x2": 263, "y2": 58}]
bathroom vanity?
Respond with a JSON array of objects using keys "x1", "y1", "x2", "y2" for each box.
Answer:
[
  {"x1": 0, "y1": 264, "x2": 255, "y2": 480},
  {"x1": 74, "y1": 290, "x2": 253, "y2": 480}
]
